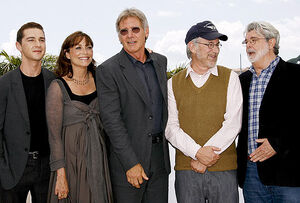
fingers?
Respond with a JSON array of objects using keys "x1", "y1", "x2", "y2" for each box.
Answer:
[
  {"x1": 142, "y1": 170, "x2": 149, "y2": 181},
  {"x1": 196, "y1": 146, "x2": 220, "y2": 166},
  {"x1": 212, "y1": 146, "x2": 221, "y2": 151},
  {"x1": 191, "y1": 160, "x2": 207, "y2": 173},
  {"x1": 126, "y1": 164, "x2": 148, "y2": 188},
  {"x1": 250, "y1": 139, "x2": 276, "y2": 162}
]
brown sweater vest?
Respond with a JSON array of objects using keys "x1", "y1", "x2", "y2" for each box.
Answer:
[{"x1": 172, "y1": 66, "x2": 237, "y2": 171}]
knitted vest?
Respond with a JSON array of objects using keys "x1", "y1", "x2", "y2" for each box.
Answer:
[{"x1": 172, "y1": 66, "x2": 237, "y2": 171}]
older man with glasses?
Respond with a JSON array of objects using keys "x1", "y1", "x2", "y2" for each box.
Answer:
[
  {"x1": 96, "y1": 8, "x2": 170, "y2": 203},
  {"x1": 165, "y1": 20, "x2": 243, "y2": 203},
  {"x1": 237, "y1": 21, "x2": 300, "y2": 202}
]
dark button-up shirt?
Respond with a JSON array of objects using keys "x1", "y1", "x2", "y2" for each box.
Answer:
[{"x1": 126, "y1": 50, "x2": 163, "y2": 134}]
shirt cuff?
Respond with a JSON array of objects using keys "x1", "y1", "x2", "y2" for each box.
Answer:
[{"x1": 189, "y1": 144, "x2": 201, "y2": 160}]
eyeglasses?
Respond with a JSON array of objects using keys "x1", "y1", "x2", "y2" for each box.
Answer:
[
  {"x1": 119, "y1": 27, "x2": 141, "y2": 36},
  {"x1": 195, "y1": 42, "x2": 222, "y2": 49},
  {"x1": 242, "y1": 37, "x2": 265, "y2": 45}
]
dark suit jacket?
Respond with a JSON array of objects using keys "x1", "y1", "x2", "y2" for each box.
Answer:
[
  {"x1": 0, "y1": 67, "x2": 55, "y2": 189},
  {"x1": 96, "y1": 49, "x2": 171, "y2": 185},
  {"x1": 237, "y1": 58, "x2": 300, "y2": 187}
]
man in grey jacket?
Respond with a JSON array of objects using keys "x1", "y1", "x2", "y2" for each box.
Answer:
[
  {"x1": 0, "y1": 22, "x2": 55, "y2": 203},
  {"x1": 97, "y1": 8, "x2": 170, "y2": 203}
]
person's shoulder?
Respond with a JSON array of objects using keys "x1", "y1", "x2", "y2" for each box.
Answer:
[
  {"x1": 0, "y1": 68, "x2": 19, "y2": 83},
  {"x1": 283, "y1": 59, "x2": 300, "y2": 71},
  {"x1": 99, "y1": 52, "x2": 122, "y2": 68},
  {"x1": 42, "y1": 68, "x2": 56, "y2": 78},
  {"x1": 151, "y1": 51, "x2": 167, "y2": 62}
]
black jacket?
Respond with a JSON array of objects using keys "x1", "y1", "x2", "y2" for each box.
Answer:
[{"x1": 237, "y1": 58, "x2": 300, "y2": 187}]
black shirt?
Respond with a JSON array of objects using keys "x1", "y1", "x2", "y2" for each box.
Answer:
[
  {"x1": 58, "y1": 77, "x2": 97, "y2": 105},
  {"x1": 126, "y1": 50, "x2": 163, "y2": 134},
  {"x1": 21, "y1": 70, "x2": 49, "y2": 156}
]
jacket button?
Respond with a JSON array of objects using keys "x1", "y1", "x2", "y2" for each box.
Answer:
[
  {"x1": 148, "y1": 115, "x2": 153, "y2": 120},
  {"x1": 148, "y1": 133, "x2": 152, "y2": 137}
]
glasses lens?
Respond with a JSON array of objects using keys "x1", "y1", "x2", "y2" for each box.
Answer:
[
  {"x1": 120, "y1": 29, "x2": 128, "y2": 36},
  {"x1": 132, "y1": 27, "x2": 141, "y2": 34}
]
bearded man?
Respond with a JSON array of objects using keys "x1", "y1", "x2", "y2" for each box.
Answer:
[{"x1": 237, "y1": 21, "x2": 300, "y2": 202}]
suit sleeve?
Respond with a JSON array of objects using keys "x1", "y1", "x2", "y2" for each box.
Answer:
[
  {"x1": 96, "y1": 65, "x2": 139, "y2": 172},
  {"x1": 0, "y1": 77, "x2": 8, "y2": 158}
]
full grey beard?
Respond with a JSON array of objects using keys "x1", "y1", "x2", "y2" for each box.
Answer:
[{"x1": 247, "y1": 45, "x2": 269, "y2": 63}]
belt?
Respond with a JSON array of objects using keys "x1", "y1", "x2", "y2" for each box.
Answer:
[
  {"x1": 152, "y1": 132, "x2": 163, "y2": 144},
  {"x1": 28, "y1": 151, "x2": 39, "y2": 160}
]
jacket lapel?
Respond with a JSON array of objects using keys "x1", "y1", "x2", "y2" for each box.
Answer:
[
  {"x1": 119, "y1": 49, "x2": 151, "y2": 106},
  {"x1": 11, "y1": 68, "x2": 30, "y2": 125},
  {"x1": 151, "y1": 56, "x2": 167, "y2": 105},
  {"x1": 41, "y1": 68, "x2": 54, "y2": 95}
]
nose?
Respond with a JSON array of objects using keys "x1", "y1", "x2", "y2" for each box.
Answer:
[
  {"x1": 211, "y1": 45, "x2": 220, "y2": 53},
  {"x1": 35, "y1": 40, "x2": 41, "y2": 47},
  {"x1": 127, "y1": 30, "x2": 134, "y2": 38}
]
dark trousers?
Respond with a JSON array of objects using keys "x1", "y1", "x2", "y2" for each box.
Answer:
[
  {"x1": 175, "y1": 169, "x2": 238, "y2": 203},
  {"x1": 112, "y1": 142, "x2": 169, "y2": 203},
  {"x1": 0, "y1": 155, "x2": 50, "y2": 203}
]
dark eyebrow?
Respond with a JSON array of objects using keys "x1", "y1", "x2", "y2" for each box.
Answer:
[
  {"x1": 25, "y1": 36, "x2": 45, "y2": 40},
  {"x1": 26, "y1": 37, "x2": 35, "y2": 40}
]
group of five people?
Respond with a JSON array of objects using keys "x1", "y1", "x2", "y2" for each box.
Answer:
[{"x1": 0, "y1": 7, "x2": 300, "y2": 203}]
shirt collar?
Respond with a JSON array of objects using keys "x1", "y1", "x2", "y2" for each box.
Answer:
[
  {"x1": 185, "y1": 63, "x2": 218, "y2": 78},
  {"x1": 249, "y1": 56, "x2": 280, "y2": 75},
  {"x1": 125, "y1": 48, "x2": 152, "y2": 64}
]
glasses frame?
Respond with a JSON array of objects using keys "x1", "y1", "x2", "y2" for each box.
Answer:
[
  {"x1": 242, "y1": 37, "x2": 266, "y2": 46},
  {"x1": 195, "y1": 41, "x2": 222, "y2": 49},
  {"x1": 119, "y1": 27, "x2": 141, "y2": 36}
]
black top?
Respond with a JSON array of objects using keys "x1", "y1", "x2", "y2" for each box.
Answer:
[
  {"x1": 58, "y1": 77, "x2": 97, "y2": 105},
  {"x1": 21, "y1": 70, "x2": 49, "y2": 156},
  {"x1": 126, "y1": 50, "x2": 163, "y2": 134}
]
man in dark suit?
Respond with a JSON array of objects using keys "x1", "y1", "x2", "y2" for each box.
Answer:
[
  {"x1": 97, "y1": 8, "x2": 170, "y2": 203},
  {"x1": 237, "y1": 21, "x2": 300, "y2": 202},
  {"x1": 0, "y1": 22, "x2": 55, "y2": 202}
]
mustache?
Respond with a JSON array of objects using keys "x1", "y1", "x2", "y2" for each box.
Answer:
[{"x1": 247, "y1": 48, "x2": 256, "y2": 54}]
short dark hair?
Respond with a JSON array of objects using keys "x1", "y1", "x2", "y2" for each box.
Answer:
[
  {"x1": 16, "y1": 22, "x2": 44, "y2": 44},
  {"x1": 56, "y1": 31, "x2": 96, "y2": 77}
]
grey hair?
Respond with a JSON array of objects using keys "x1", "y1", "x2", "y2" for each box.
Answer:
[
  {"x1": 186, "y1": 38, "x2": 199, "y2": 59},
  {"x1": 115, "y1": 8, "x2": 149, "y2": 33},
  {"x1": 245, "y1": 21, "x2": 280, "y2": 55}
]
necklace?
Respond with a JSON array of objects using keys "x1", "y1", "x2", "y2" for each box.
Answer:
[{"x1": 72, "y1": 72, "x2": 89, "y2": 85}]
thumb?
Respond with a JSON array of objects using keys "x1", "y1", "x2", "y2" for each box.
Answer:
[
  {"x1": 256, "y1": 139, "x2": 265, "y2": 143},
  {"x1": 212, "y1": 146, "x2": 221, "y2": 151},
  {"x1": 142, "y1": 170, "x2": 149, "y2": 180}
]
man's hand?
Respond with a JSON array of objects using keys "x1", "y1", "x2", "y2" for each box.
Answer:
[
  {"x1": 195, "y1": 146, "x2": 220, "y2": 167},
  {"x1": 250, "y1": 138, "x2": 277, "y2": 162},
  {"x1": 191, "y1": 159, "x2": 207, "y2": 173},
  {"x1": 126, "y1": 163, "x2": 149, "y2": 188}
]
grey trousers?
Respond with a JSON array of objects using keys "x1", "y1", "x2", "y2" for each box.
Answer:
[{"x1": 175, "y1": 169, "x2": 238, "y2": 203}]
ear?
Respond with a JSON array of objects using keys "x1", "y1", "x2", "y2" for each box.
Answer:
[
  {"x1": 268, "y1": 38, "x2": 276, "y2": 50},
  {"x1": 145, "y1": 27, "x2": 149, "y2": 40},
  {"x1": 16, "y1": 41, "x2": 22, "y2": 52},
  {"x1": 65, "y1": 51, "x2": 71, "y2": 60},
  {"x1": 188, "y1": 41, "x2": 197, "y2": 54}
]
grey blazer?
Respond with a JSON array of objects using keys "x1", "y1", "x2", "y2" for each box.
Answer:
[
  {"x1": 0, "y1": 67, "x2": 55, "y2": 189},
  {"x1": 96, "y1": 49, "x2": 171, "y2": 185}
]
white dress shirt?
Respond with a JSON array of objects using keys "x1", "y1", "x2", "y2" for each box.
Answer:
[{"x1": 165, "y1": 64, "x2": 243, "y2": 160}]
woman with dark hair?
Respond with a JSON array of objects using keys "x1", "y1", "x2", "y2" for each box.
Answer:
[{"x1": 46, "y1": 31, "x2": 113, "y2": 203}]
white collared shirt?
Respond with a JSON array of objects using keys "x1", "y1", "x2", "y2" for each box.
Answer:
[{"x1": 165, "y1": 64, "x2": 243, "y2": 160}]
